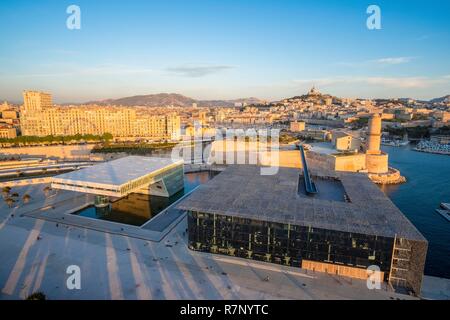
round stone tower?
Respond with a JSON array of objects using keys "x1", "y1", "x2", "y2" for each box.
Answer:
[
  {"x1": 366, "y1": 113, "x2": 382, "y2": 155},
  {"x1": 366, "y1": 113, "x2": 388, "y2": 174}
]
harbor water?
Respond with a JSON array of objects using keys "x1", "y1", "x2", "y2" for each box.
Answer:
[{"x1": 380, "y1": 145, "x2": 450, "y2": 279}]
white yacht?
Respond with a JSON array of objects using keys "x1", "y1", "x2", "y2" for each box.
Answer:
[{"x1": 436, "y1": 203, "x2": 450, "y2": 222}]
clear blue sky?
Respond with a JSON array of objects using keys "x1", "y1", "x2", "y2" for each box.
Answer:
[{"x1": 1, "y1": 0, "x2": 449, "y2": 102}]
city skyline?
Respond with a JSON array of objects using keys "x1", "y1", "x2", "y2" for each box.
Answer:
[{"x1": 1, "y1": 0, "x2": 450, "y2": 103}]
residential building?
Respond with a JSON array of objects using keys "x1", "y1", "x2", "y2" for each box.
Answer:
[
  {"x1": 20, "y1": 91, "x2": 181, "y2": 140},
  {"x1": 0, "y1": 126, "x2": 17, "y2": 139},
  {"x1": 1, "y1": 110, "x2": 18, "y2": 119}
]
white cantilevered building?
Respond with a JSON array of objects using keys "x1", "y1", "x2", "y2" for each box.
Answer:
[{"x1": 51, "y1": 156, "x2": 184, "y2": 198}]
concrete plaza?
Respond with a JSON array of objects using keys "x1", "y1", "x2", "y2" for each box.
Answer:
[{"x1": 0, "y1": 183, "x2": 445, "y2": 300}]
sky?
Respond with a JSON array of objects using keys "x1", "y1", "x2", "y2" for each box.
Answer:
[{"x1": 0, "y1": 0, "x2": 449, "y2": 103}]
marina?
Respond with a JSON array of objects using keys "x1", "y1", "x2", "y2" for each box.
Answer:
[{"x1": 414, "y1": 140, "x2": 450, "y2": 155}]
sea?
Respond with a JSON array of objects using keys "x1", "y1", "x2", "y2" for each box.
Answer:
[{"x1": 380, "y1": 145, "x2": 450, "y2": 279}]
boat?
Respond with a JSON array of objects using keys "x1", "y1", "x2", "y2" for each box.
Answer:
[
  {"x1": 381, "y1": 138, "x2": 410, "y2": 147},
  {"x1": 397, "y1": 140, "x2": 410, "y2": 146},
  {"x1": 436, "y1": 203, "x2": 450, "y2": 222},
  {"x1": 381, "y1": 138, "x2": 395, "y2": 146},
  {"x1": 381, "y1": 141, "x2": 395, "y2": 146},
  {"x1": 436, "y1": 209, "x2": 450, "y2": 222}
]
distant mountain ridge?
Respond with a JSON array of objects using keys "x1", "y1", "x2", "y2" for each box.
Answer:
[
  {"x1": 9, "y1": 91, "x2": 445, "y2": 107},
  {"x1": 430, "y1": 95, "x2": 450, "y2": 104},
  {"x1": 84, "y1": 93, "x2": 266, "y2": 107},
  {"x1": 0, "y1": 99, "x2": 21, "y2": 105}
]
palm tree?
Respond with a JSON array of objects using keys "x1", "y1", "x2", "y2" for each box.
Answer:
[
  {"x1": 26, "y1": 292, "x2": 46, "y2": 300},
  {"x1": 2, "y1": 186, "x2": 11, "y2": 198},
  {"x1": 5, "y1": 197, "x2": 15, "y2": 208},
  {"x1": 43, "y1": 186, "x2": 52, "y2": 197},
  {"x1": 22, "y1": 194, "x2": 31, "y2": 204}
]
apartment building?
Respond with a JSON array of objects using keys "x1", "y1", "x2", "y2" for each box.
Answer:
[
  {"x1": 0, "y1": 126, "x2": 17, "y2": 139},
  {"x1": 20, "y1": 91, "x2": 181, "y2": 140}
]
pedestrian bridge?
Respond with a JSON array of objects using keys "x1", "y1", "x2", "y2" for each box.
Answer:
[{"x1": 51, "y1": 156, "x2": 184, "y2": 198}]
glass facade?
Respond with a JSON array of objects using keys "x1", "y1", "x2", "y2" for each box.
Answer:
[
  {"x1": 161, "y1": 165, "x2": 185, "y2": 196},
  {"x1": 187, "y1": 211, "x2": 394, "y2": 279},
  {"x1": 119, "y1": 163, "x2": 184, "y2": 195}
]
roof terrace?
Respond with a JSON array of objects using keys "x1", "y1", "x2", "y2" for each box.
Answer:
[{"x1": 177, "y1": 165, "x2": 425, "y2": 241}]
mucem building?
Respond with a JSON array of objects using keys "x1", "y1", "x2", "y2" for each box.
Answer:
[{"x1": 177, "y1": 164, "x2": 428, "y2": 296}]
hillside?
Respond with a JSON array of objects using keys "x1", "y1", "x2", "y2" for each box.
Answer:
[
  {"x1": 84, "y1": 93, "x2": 265, "y2": 107},
  {"x1": 430, "y1": 95, "x2": 450, "y2": 104}
]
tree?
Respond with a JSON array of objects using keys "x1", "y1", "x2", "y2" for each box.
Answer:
[
  {"x1": 23, "y1": 194, "x2": 31, "y2": 204},
  {"x1": 5, "y1": 197, "x2": 15, "y2": 208},
  {"x1": 0, "y1": 133, "x2": 108, "y2": 146},
  {"x1": 25, "y1": 292, "x2": 46, "y2": 300},
  {"x1": 2, "y1": 186, "x2": 11, "y2": 194},
  {"x1": 102, "y1": 132, "x2": 113, "y2": 142},
  {"x1": 43, "y1": 186, "x2": 52, "y2": 197},
  {"x1": 2, "y1": 188, "x2": 11, "y2": 199}
]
